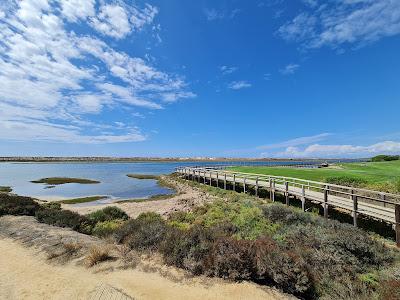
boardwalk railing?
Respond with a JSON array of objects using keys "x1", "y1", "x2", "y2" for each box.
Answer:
[{"x1": 176, "y1": 166, "x2": 400, "y2": 247}]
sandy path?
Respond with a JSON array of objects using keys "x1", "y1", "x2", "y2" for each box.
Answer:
[{"x1": 0, "y1": 238, "x2": 290, "y2": 300}]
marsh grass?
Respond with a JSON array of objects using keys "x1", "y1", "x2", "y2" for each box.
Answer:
[{"x1": 59, "y1": 196, "x2": 106, "y2": 204}]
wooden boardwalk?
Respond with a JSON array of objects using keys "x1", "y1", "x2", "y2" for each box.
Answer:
[{"x1": 176, "y1": 166, "x2": 400, "y2": 247}]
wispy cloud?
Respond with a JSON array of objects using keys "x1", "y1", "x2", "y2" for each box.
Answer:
[
  {"x1": 204, "y1": 8, "x2": 241, "y2": 21},
  {"x1": 0, "y1": 0, "x2": 194, "y2": 144},
  {"x1": 280, "y1": 64, "x2": 300, "y2": 75},
  {"x1": 220, "y1": 65, "x2": 238, "y2": 75},
  {"x1": 278, "y1": 0, "x2": 400, "y2": 50},
  {"x1": 257, "y1": 133, "x2": 331, "y2": 150},
  {"x1": 228, "y1": 80, "x2": 252, "y2": 90}
]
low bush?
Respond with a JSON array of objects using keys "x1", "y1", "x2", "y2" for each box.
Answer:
[
  {"x1": 0, "y1": 194, "x2": 40, "y2": 216},
  {"x1": 41, "y1": 201, "x2": 62, "y2": 210},
  {"x1": 325, "y1": 176, "x2": 368, "y2": 188},
  {"x1": 87, "y1": 206, "x2": 128, "y2": 223},
  {"x1": 35, "y1": 208, "x2": 94, "y2": 234},
  {"x1": 190, "y1": 200, "x2": 279, "y2": 240},
  {"x1": 262, "y1": 203, "x2": 315, "y2": 226},
  {"x1": 115, "y1": 212, "x2": 167, "y2": 251},
  {"x1": 161, "y1": 224, "x2": 216, "y2": 274},
  {"x1": 92, "y1": 219, "x2": 124, "y2": 237},
  {"x1": 252, "y1": 238, "x2": 312, "y2": 295},
  {"x1": 203, "y1": 237, "x2": 253, "y2": 280},
  {"x1": 371, "y1": 155, "x2": 400, "y2": 162}
]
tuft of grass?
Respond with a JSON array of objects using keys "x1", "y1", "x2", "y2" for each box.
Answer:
[
  {"x1": 31, "y1": 177, "x2": 100, "y2": 185},
  {"x1": 0, "y1": 186, "x2": 12, "y2": 193},
  {"x1": 59, "y1": 196, "x2": 106, "y2": 204},
  {"x1": 85, "y1": 245, "x2": 112, "y2": 267},
  {"x1": 127, "y1": 174, "x2": 159, "y2": 180}
]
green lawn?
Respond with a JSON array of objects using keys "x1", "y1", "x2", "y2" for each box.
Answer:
[{"x1": 230, "y1": 160, "x2": 400, "y2": 184}]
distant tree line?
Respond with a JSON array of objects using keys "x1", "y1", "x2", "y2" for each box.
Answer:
[{"x1": 371, "y1": 155, "x2": 400, "y2": 162}]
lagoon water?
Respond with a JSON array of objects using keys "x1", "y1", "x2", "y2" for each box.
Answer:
[{"x1": 0, "y1": 160, "x2": 328, "y2": 203}]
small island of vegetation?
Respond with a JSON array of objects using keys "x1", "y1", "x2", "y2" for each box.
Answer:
[{"x1": 31, "y1": 177, "x2": 100, "y2": 185}]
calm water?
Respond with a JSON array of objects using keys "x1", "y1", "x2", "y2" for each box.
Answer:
[{"x1": 0, "y1": 160, "x2": 349, "y2": 203}]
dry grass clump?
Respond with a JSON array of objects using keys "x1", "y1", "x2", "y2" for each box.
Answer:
[{"x1": 85, "y1": 245, "x2": 113, "y2": 267}]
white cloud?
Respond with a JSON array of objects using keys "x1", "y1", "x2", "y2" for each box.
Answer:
[
  {"x1": 220, "y1": 65, "x2": 237, "y2": 75},
  {"x1": 280, "y1": 64, "x2": 300, "y2": 75},
  {"x1": 278, "y1": 0, "x2": 400, "y2": 49},
  {"x1": 0, "y1": 0, "x2": 194, "y2": 144},
  {"x1": 228, "y1": 80, "x2": 252, "y2": 90},
  {"x1": 60, "y1": 0, "x2": 95, "y2": 22},
  {"x1": 257, "y1": 133, "x2": 331, "y2": 150},
  {"x1": 279, "y1": 141, "x2": 400, "y2": 158},
  {"x1": 90, "y1": 5, "x2": 131, "y2": 39}
]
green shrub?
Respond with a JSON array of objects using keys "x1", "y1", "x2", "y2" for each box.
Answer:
[
  {"x1": 325, "y1": 176, "x2": 368, "y2": 187},
  {"x1": 35, "y1": 208, "x2": 93, "y2": 234},
  {"x1": 262, "y1": 203, "x2": 315, "y2": 226},
  {"x1": 115, "y1": 212, "x2": 167, "y2": 251},
  {"x1": 41, "y1": 201, "x2": 62, "y2": 210},
  {"x1": 0, "y1": 194, "x2": 40, "y2": 216},
  {"x1": 92, "y1": 219, "x2": 124, "y2": 237},
  {"x1": 371, "y1": 155, "x2": 399, "y2": 162},
  {"x1": 203, "y1": 237, "x2": 253, "y2": 280},
  {"x1": 161, "y1": 224, "x2": 215, "y2": 275},
  {"x1": 252, "y1": 237, "x2": 312, "y2": 295},
  {"x1": 197, "y1": 200, "x2": 278, "y2": 240},
  {"x1": 87, "y1": 206, "x2": 128, "y2": 223}
]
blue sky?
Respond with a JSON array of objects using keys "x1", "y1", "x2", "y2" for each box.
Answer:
[{"x1": 0, "y1": 0, "x2": 399, "y2": 158}]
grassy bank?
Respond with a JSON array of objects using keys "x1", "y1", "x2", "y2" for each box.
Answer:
[
  {"x1": 59, "y1": 196, "x2": 107, "y2": 204},
  {"x1": 31, "y1": 177, "x2": 100, "y2": 185},
  {"x1": 230, "y1": 160, "x2": 400, "y2": 193},
  {"x1": 0, "y1": 186, "x2": 12, "y2": 193}
]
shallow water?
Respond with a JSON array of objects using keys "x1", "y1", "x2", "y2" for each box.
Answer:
[{"x1": 0, "y1": 160, "x2": 342, "y2": 202}]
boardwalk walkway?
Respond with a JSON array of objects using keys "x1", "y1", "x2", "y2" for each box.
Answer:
[{"x1": 176, "y1": 166, "x2": 400, "y2": 247}]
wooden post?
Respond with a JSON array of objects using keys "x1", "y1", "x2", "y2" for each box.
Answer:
[
  {"x1": 192, "y1": 170, "x2": 195, "y2": 181},
  {"x1": 209, "y1": 172, "x2": 212, "y2": 186},
  {"x1": 224, "y1": 174, "x2": 227, "y2": 190},
  {"x1": 203, "y1": 171, "x2": 206, "y2": 184},
  {"x1": 233, "y1": 174, "x2": 236, "y2": 191},
  {"x1": 285, "y1": 181, "x2": 289, "y2": 205},
  {"x1": 301, "y1": 184, "x2": 305, "y2": 211},
  {"x1": 272, "y1": 179, "x2": 275, "y2": 202},
  {"x1": 324, "y1": 186, "x2": 328, "y2": 218},
  {"x1": 269, "y1": 178, "x2": 272, "y2": 201},
  {"x1": 216, "y1": 172, "x2": 219, "y2": 188},
  {"x1": 255, "y1": 177, "x2": 259, "y2": 197},
  {"x1": 381, "y1": 193, "x2": 386, "y2": 208},
  {"x1": 396, "y1": 204, "x2": 400, "y2": 248},
  {"x1": 352, "y1": 190, "x2": 358, "y2": 227},
  {"x1": 243, "y1": 177, "x2": 246, "y2": 193}
]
